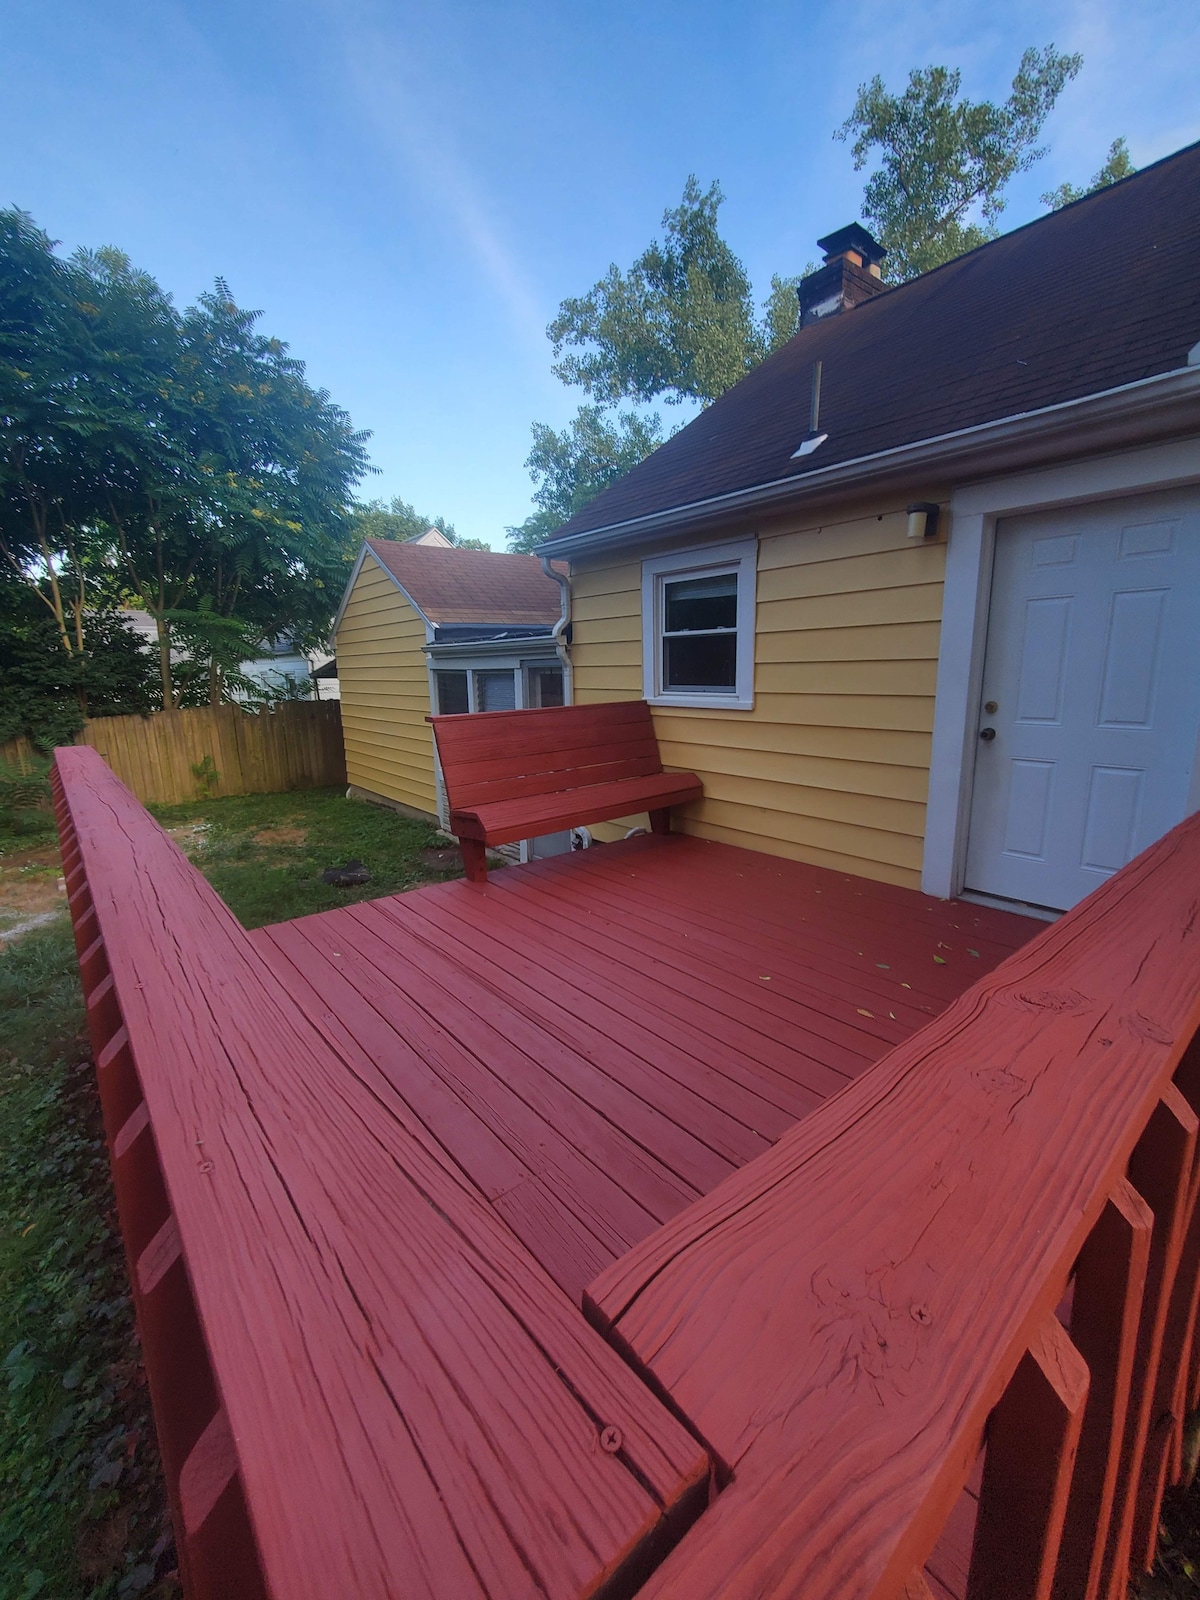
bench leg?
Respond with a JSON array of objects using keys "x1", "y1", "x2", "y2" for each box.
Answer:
[
  {"x1": 648, "y1": 807, "x2": 671, "y2": 836},
  {"x1": 459, "y1": 838, "x2": 489, "y2": 883}
]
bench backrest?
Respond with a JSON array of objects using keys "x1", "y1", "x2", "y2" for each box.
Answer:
[{"x1": 429, "y1": 700, "x2": 663, "y2": 815}]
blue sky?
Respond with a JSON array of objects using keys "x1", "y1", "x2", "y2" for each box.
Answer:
[{"x1": 3, "y1": 0, "x2": 1198, "y2": 546}]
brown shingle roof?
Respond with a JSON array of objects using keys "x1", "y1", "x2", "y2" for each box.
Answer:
[
  {"x1": 366, "y1": 540, "x2": 564, "y2": 625},
  {"x1": 549, "y1": 141, "x2": 1200, "y2": 544}
]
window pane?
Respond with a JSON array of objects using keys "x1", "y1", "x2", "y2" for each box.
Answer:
[
  {"x1": 664, "y1": 632, "x2": 737, "y2": 691},
  {"x1": 435, "y1": 671, "x2": 469, "y2": 715},
  {"x1": 664, "y1": 572, "x2": 737, "y2": 633},
  {"x1": 476, "y1": 669, "x2": 517, "y2": 712},
  {"x1": 528, "y1": 666, "x2": 564, "y2": 708}
]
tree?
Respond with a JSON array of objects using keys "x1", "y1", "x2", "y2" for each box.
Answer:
[
  {"x1": 0, "y1": 208, "x2": 372, "y2": 710},
  {"x1": 0, "y1": 574, "x2": 157, "y2": 747},
  {"x1": 1042, "y1": 137, "x2": 1136, "y2": 210},
  {"x1": 548, "y1": 177, "x2": 796, "y2": 412},
  {"x1": 0, "y1": 213, "x2": 160, "y2": 660},
  {"x1": 505, "y1": 406, "x2": 664, "y2": 551},
  {"x1": 348, "y1": 496, "x2": 488, "y2": 550},
  {"x1": 836, "y1": 46, "x2": 1083, "y2": 280}
]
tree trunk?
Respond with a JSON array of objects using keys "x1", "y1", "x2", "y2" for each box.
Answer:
[
  {"x1": 156, "y1": 615, "x2": 174, "y2": 710},
  {"x1": 208, "y1": 658, "x2": 222, "y2": 707}
]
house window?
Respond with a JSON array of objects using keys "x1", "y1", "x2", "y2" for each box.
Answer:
[
  {"x1": 474, "y1": 669, "x2": 517, "y2": 712},
  {"x1": 527, "y1": 664, "x2": 564, "y2": 708},
  {"x1": 434, "y1": 670, "x2": 469, "y2": 715},
  {"x1": 642, "y1": 540, "x2": 756, "y2": 709}
]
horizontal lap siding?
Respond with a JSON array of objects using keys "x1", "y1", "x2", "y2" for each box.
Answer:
[
  {"x1": 335, "y1": 558, "x2": 437, "y2": 816},
  {"x1": 568, "y1": 511, "x2": 945, "y2": 884}
]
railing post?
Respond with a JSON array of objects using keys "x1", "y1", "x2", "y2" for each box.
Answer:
[
  {"x1": 1101, "y1": 1085, "x2": 1198, "y2": 1598},
  {"x1": 1052, "y1": 1180, "x2": 1152, "y2": 1600},
  {"x1": 967, "y1": 1312, "x2": 1089, "y2": 1600}
]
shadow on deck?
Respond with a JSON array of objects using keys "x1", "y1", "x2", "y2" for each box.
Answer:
[{"x1": 250, "y1": 834, "x2": 1033, "y2": 1300}]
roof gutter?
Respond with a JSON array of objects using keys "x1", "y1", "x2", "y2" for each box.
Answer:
[
  {"x1": 539, "y1": 556, "x2": 574, "y2": 705},
  {"x1": 536, "y1": 364, "x2": 1200, "y2": 560},
  {"x1": 424, "y1": 633, "x2": 560, "y2": 661}
]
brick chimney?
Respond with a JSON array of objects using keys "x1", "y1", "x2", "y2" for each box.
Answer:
[{"x1": 797, "y1": 224, "x2": 888, "y2": 327}]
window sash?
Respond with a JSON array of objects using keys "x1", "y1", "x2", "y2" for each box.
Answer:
[{"x1": 641, "y1": 541, "x2": 756, "y2": 710}]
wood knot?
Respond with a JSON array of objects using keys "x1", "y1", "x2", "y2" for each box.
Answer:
[
  {"x1": 599, "y1": 1425, "x2": 623, "y2": 1454},
  {"x1": 1006, "y1": 987, "x2": 1091, "y2": 1014},
  {"x1": 1123, "y1": 1011, "x2": 1174, "y2": 1046}
]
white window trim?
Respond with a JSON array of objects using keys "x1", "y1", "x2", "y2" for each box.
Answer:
[
  {"x1": 641, "y1": 538, "x2": 757, "y2": 710},
  {"x1": 923, "y1": 436, "x2": 1200, "y2": 901}
]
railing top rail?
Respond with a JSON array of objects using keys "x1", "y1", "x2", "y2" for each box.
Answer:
[
  {"x1": 587, "y1": 810, "x2": 1200, "y2": 1600},
  {"x1": 55, "y1": 746, "x2": 707, "y2": 1600}
]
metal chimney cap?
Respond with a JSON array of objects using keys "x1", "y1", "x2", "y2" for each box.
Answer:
[{"x1": 816, "y1": 224, "x2": 887, "y2": 266}]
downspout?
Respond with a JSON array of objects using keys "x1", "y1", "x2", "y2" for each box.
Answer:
[{"x1": 539, "y1": 556, "x2": 573, "y2": 705}]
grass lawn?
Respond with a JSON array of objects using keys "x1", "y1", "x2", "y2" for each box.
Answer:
[{"x1": 0, "y1": 784, "x2": 461, "y2": 1599}]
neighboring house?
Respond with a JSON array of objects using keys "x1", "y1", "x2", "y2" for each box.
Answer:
[
  {"x1": 539, "y1": 141, "x2": 1200, "y2": 915},
  {"x1": 333, "y1": 538, "x2": 568, "y2": 829},
  {"x1": 120, "y1": 609, "x2": 333, "y2": 700}
]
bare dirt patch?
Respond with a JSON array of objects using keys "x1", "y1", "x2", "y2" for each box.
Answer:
[
  {"x1": 0, "y1": 843, "x2": 65, "y2": 919},
  {"x1": 165, "y1": 823, "x2": 210, "y2": 854},
  {"x1": 252, "y1": 824, "x2": 309, "y2": 848},
  {"x1": 421, "y1": 845, "x2": 462, "y2": 870}
]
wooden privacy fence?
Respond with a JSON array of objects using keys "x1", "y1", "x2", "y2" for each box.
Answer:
[{"x1": 4, "y1": 701, "x2": 345, "y2": 804}]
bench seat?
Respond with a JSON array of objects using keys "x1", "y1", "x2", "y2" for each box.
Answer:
[
  {"x1": 451, "y1": 769, "x2": 704, "y2": 847},
  {"x1": 429, "y1": 700, "x2": 703, "y2": 880}
]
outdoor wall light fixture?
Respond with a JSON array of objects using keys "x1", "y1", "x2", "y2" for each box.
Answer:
[{"x1": 906, "y1": 502, "x2": 940, "y2": 539}]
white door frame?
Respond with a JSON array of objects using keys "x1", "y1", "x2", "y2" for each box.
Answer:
[{"x1": 923, "y1": 436, "x2": 1200, "y2": 899}]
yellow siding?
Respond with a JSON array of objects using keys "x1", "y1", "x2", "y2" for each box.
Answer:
[
  {"x1": 568, "y1": 508, "x2": 945, "y2": 886},
  {"x1": 335, "y1": 555, "x2": 438, "y2": 818}
]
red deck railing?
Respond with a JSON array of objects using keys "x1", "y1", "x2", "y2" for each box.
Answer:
[
  {"x1": 54, "y1": 735, "x2": 1200, "y2": 1600},
  {"x1": 587, "y1": 802, "x2": 1200, "y2": 1600},
  {"x1": 52, "y1": 746, "x2": 707, "y2": 1600}
]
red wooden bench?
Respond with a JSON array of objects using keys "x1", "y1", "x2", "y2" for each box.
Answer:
[{"x1": 428, "y1": 700, "x2": 703, "y2": 882}]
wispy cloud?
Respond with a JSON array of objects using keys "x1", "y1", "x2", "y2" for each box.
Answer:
[{"x1": 324, "y1": 3, "x2": 549, "y2": 357}]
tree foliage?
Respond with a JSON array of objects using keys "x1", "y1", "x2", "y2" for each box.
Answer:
[
  {"x1": 0, "y1": 208, "x2": 371, "y2": 713},
  {"x1": 548, "y1": 178, "x2": 796, "y2": 412},
  {"x1": 505, "y1": 407, "x2": 664, "y2": 551},
  {"x1": 0, "y1": 580, "x2": 157, "y2": 748},
  {"x1": 1041, "y1": 136, "x2": 1136, "y2": 210},
  {"x1": 835, "y1": 46, "x2": 1083, "y2": 279},
  {"x1": 348, "y1": 496, "x2": 488, "y2": 549}
]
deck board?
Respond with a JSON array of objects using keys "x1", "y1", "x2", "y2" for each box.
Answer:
[{"x1": 251, "y1": 833, "x2": 1032, "y2": 1300}]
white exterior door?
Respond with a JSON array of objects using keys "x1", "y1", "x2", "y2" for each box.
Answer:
[{"x1": 964, "y1": 487, "x2": 1200, "y2": 912}]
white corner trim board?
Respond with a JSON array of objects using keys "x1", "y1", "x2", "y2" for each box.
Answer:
[{"x1": 923, "y1": 436, "x2": 1200, "y2": 901}]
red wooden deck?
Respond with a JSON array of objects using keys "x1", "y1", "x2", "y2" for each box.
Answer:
[
  {"x1": 249, "y1": 834, "x2": 1032, "y2": 1300},
  {"x1": 66, "y1": 745, "x2": 1200, "y2": 1600}
]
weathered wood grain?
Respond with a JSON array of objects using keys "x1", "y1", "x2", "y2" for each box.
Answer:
[
  {"x1": 586, "y1": 809, "x2": 1200, "y2": 1600},
  {"x1": 55, "y1": 746, "x2": 709, "y2": 1600}
]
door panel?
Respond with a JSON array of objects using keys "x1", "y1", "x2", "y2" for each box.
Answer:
[{"x1": 964, "y1": 488, "x2": 1200, "y2": 911}]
